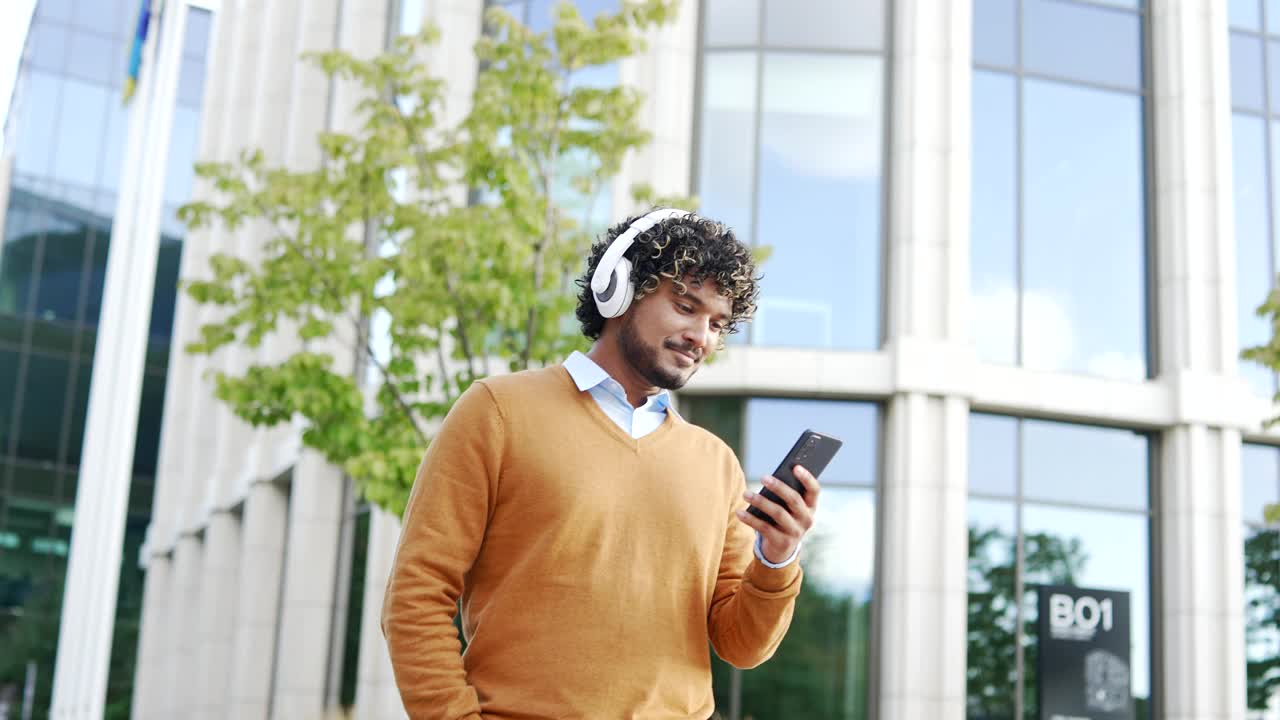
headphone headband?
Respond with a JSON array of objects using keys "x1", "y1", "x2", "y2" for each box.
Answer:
[{"x1": 590, "y1": 208, "x2": 691, "y2": 294}]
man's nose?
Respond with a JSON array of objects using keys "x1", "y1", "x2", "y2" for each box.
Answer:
[{"x1": 682, "y1": 319, "x2": 711, "y2": 352}]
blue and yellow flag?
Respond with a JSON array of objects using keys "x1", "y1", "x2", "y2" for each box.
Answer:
[{"x1": 122, "y1": 0, "x2": 154, "y2": 104}]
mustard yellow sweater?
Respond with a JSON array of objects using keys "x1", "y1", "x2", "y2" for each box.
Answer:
[{"x1": 382, "y1": 366, "x2": 802, "y2": 719}]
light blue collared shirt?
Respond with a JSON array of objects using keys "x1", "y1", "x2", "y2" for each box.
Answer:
[{"x1": 562, "y1": 351, "x2": 799, "y2": 568}]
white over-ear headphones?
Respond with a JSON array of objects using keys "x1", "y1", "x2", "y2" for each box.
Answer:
[{"x1": 590, "y1": 207, "x2": 691, "y2": 318}]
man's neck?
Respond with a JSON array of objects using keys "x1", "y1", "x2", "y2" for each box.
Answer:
[{"x1": 586, "y1": 342, "x2": 660, "y2": 409}]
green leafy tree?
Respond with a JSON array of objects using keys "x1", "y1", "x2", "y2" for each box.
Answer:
[
  {"x1": 179, "y1": 1, "x2": 687, "y2": 515},
  {"x1": 1244, "y1": 528, "x2": 1280, "y2": 711}
]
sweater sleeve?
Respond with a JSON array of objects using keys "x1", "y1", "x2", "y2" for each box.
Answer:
[
  {"x1": 706, "y1": 469, "x2": 804, "y2": 669},
  {"x1": 382, "y1": 381, "x2": 504, "y2": 720}
]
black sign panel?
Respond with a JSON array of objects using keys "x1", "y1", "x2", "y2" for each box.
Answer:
[{"x1": 1036, "y1": 585, "x2": 1133, "y2": 720}]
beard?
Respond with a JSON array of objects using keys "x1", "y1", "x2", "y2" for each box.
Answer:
[{"x1": 617, "y1": 315, "x2": 699, "y2": 390}]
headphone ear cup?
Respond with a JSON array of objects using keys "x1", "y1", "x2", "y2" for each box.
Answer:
[
  {"x1": 613, "y1": 258, "x2": 635, "y2": 317},
  {"x1": 595, "y1": 257, "x2": 634, "y2": 318}
]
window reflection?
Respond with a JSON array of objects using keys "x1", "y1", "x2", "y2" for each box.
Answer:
[
  {"x1": 972, "y1": 0, "x2": 1148, "y2": 381},
  {"x1": 714, "y1": 487, "x2": 875, "y2": 720},
  {"x1": 969, "y1": 413, "x2": 1017, "y2": 497},
  {"x1": 1232, "y1": 0, "x2": 1262, "y2": 30},
  {"x1": 1232, "y1": 35, "x2": 1266, "y2": 112},
  {"x1": 1234, "y1": 115, "x2": 1275, "y2": 396},
  {"x1": 967, "y1": 414, "x2": 1152, "y2": 719},
  {"x1": 699, "y1": 3, "x2": 884, "y2": 350},
  {"x1": 1241, "y1": 443, "x2": 1280, "y2": 716},
  {"x1": 1022, "y1": 80, "x2": 1146, "y2": 380},
  {"x1": 15, "y1": 353, "x2": 72, "y2": 464},
  {"x1": 761, "y1": 0, "x2": 884, "y2": 52},
  {"x1": 967, "y1": 498, "x2": 1017, "y2": 718},
  {"x1": 697, "y1": 52, "x2": 758, "y2": 245},
  {"x1": 742, "y1": 397, "x2": 877, "y2": 487},
  {"x1": 33, "y1": 218, "x2": 89, "y2": 323},
  {"x1": 682, "y1": 396, "x2": 877, "y2": 720},
  {"x1": 52, "y1": 79, "x2": 109, "y2": 189},
  {"x1": 971, "y1": 71, "x2": 1018, "y2": 365},
  {"x1": 0, "y1": 350, "x2": 19, "y2": 451},
  {"x1": 755, "y1": 54, "x2": 882, "y2": 349},
  {"x1": 1022, "y1": 504, "x2": 1151, "y2": 711},
  {"x1": 13, "y1": 72, "x2": 63, "y2": 179},
  {"x1": 1021, "y1": 419, "x2": 1148, "y2": 509},
  {"x1": 973, "y1": 0, "x2": 1016, "y2": 67},
  {"x1": 1023, "y1": 0, "x2": 1142, "y2": 89},
  {"x1": 704, "y1": 0, "x2": 759, "y2": 46}
]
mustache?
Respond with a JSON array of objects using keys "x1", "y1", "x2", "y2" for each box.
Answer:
[{"x1": 664, "y1": 339, "x2": 701, "y2": 360}]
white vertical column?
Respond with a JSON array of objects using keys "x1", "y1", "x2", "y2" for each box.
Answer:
[
  {"x1": 228, "y1": 479, "x2": 290, "y2": 720},
  {"x1": 165, "y1": 532, "x2": 205, "y2": 717},
  {"x1": 878, "y1": 1, "x2": 972, "y2": 719},
  {"x1": 355, "y1": 507, "x2": 409, "y2": 720},
  {"x1": 1150, "y1": 2, "x2": 1248, "y2": 718},
  {"x1": 270, "y1": 453, "x2": 349, "y2": 719},
  {"x1": 134, "y1": 0, "x2": 238, "y2": 709},
  {"x1": 194, "y1": 510, "x2": 242, "y2": 720},
  {"x1": 129, "y1": 552, "x2": 171, "y2": 720},
  {"x1": 49, "y1": 3, "x2": 189, "y2": 718},
  {"x1": 268, "y1": 1, "x2": 392, "y2": 715}
]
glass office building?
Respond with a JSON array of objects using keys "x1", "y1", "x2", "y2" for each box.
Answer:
[
  {"x1": 0, "y1": 1, "x2": 209, "y2": 716},
  {"x1": 15, "y1": 0, "x2": 1276, "y2": 717}
]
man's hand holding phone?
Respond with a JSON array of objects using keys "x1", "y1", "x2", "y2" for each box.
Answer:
[{"x1": 735, "y1": 465, "x2": 821, "y2": 564}]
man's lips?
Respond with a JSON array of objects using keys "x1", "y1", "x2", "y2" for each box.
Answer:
[{"x1": 667, "y1": 345, "x2": 699, "y2": 364}]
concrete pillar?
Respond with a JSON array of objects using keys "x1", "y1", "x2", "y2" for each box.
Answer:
[
  {"x1": 193, "y1": 510, "x2": 243, "y2": 720},
  {"x1": 877, "y1": 1, "x2": 972, "y2": 719},
  {"x1": 1150, "y1": 2, "x2": 1249, "y2": 718},
  {"x1": 166, "y1": 533, "x2": 205, "y2": 717},
  {"x1": 270, "y1": 453, "x2": 349, "y2": 719},
  {"x1": 355, "y1": 507, "x2": 409, "y2": 720},
  {"x1": 228, "y1": 480, "x2": 290, "y2": 719},
  {"x1": 614, "y1": 0, "x2": 698, "y2": 211},
  {"x1": 129, "y1": 552, "x2": 171, "y2": 720}
]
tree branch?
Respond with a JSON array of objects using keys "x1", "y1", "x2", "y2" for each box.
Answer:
[
  {"x1": 388, "y1": 88, "x2": 482, "y2": 379},
  {"x1": 522, "y1": 62, "x2": 570, "y2": 369},
  {"x1": 252, "y1": 200, "x2": 430, "y2": 447}
]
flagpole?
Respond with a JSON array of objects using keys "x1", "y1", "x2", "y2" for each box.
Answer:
[{"x1": 48, "y1": 1, "x2": 190, "y2": 716}]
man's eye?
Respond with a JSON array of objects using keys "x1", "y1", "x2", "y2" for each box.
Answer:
[{"x1": 677, "y1": 304, "x2": 693, "y2": 313}]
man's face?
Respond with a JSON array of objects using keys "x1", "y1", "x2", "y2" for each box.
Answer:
[{"x1": 616, "y1": 277, "x2": 733, "y2": 390}]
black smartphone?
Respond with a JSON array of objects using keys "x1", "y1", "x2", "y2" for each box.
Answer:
[{"x1": 747, "y1": 429, "x2": 843, "y2": 527}]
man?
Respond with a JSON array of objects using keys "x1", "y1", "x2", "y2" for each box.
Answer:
[{"x1": 382, "y1": 209, "x2": 822, "y2": 719}]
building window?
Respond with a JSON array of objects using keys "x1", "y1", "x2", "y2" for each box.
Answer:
[
  {"x1": 695, "y1": 0, "x2": 886, "y2": 350},
  {"x1": 971, "y1": 0, "x2": 1150, "y2": 380},
  {"x1": 1241, "y1": 443, "x2": 1280, "y2": 716},
  {"x1": 682, "y1": 395, "x2": 877, "y2": 720},
  {"x1": 966, "y1": 413, "x2": 1153, "y2": 719},
  {"x1": 1230, "y1": 0, "x2": 1280, "y2": 396}
]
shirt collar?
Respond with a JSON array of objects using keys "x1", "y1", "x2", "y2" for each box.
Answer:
[{"x1": 563, "y1": 351, "x2": 672, "y2": 412}]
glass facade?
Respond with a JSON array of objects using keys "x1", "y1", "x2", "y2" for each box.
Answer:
[
  {"x1": 0, "y1": 3, "x2": 210, "y2": 717},
  {"x1": 682, "y1": 396, "x2": 877, "y2": 720},
  {"x1": 966, "y1": 413, "x2": 1152, "y2": 720},
  {"x1": 971, "y1": 0, "x2": 1150, "y2": 380},
  {"x1": 1230, "y1": 0, "x2": 1280, "y2": 396},
  {"x1": 1241, "y1": 443, "x2": 1279, "y2": 718},
  {"x1": 695, "y1": 0, "x2": 886, "y2": 350}
]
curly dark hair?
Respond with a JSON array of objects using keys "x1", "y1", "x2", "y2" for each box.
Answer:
[{"x1": 575, "y1": 210, "x2": 760, "y2": 341}]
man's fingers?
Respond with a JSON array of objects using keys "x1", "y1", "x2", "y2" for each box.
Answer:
[
  {"x1": 793, "y1": 465, "x2": 821, "y2": 509},
  {"x1": 742, "y1": 489, "x2": 802, "y2": 534}
]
